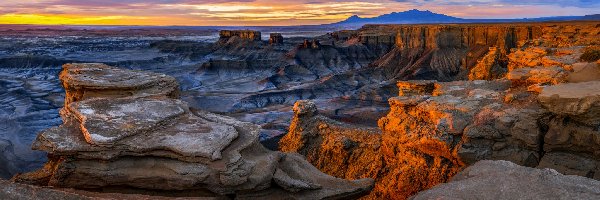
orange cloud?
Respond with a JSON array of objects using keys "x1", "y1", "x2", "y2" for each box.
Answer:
[{"x1": 0, "y1": 1, "x2": 597, "y2": 26}]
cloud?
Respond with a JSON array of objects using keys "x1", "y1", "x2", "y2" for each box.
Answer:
[
  {"x1": 0, "y1": 0, "x2": 598, "y2": 26},
  {"x1": 391, "y1": 0, "x2": 600, "y2": 8}
]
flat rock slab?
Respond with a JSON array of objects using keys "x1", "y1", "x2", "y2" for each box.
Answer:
[
  {"x1": 410, "y1": 160, "x2": 600, "y2": 200},
  {"x1": 61, "y1": 63, "x2": 176, "y2": 91},
  {"x1": 125, "y1": 113, "x2": 238, "y2": 160},
  {"x1": 538, "y1": 81, "x2": 600, "y2": 125},
  {"x1": 68, "y1": 97, "x2": 187, "y2": 145},
  {"x1": 60, "y1": 63, "x2": 179, "y2": 104},
  {"x1": 38, "y1": 104, "x2": 238, "y2": 161}
]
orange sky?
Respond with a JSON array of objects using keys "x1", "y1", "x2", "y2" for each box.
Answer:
[{"x1": 0, "y1": 0, "x2": 597, "y2": 26}]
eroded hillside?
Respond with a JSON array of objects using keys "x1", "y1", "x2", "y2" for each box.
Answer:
[{"x1": 280, "y1": 21, "x2": 600, "y2": 199}]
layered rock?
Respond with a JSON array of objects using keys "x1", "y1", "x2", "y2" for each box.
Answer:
[
  {"x1": 410, "y1": 160, "x2": 600, "y2": 200},
  {"x1": 280, "y1": 100, "x2": 462, "y2": 199},
  {"x1": 219, "y1": 30, "x2": 262, "y2": 42},
  {"x1": 281, "y1": 76, "x2": 600, "y2": 198},
  {"x1": 59, "y1": 63, "x2": 179, "y2": 105},
  {"x1": 468, "y1": 47, "x2": 506, "y2": 80},
  {"x1": 299, "y1": 39, "x2": 321, "y2": 49},
  {"x1": 537, "y1": 81, "x2": 600, "y2": 178},
  {"x1": 14, "y1": 63, "x2": 373, "y2": 199},
  {"x1": 269, "y1": 33, "x2": 283, "y2": 45},
  {"x1": 360, "y1": 22, "x2": 599, "y2": 81}
]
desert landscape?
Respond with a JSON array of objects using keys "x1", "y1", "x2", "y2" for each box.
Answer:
[{"x1": 0, "y1": 1, "x2": 600, "y2": 199}]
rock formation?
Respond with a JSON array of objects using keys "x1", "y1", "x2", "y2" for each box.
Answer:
[
  {"x1": 410, "y1": 160, "x2": 600, "y2": 200},
  {"x1": 353, "y1": 22, "x2": 599, "y2": 81},
  {"x1": 13, "y1": 63, "x2": 373, "y2": 199},
  {"x1": 269, "y1": 33, "x2": 283, "y2": 45},
  {"x1": 299, "y1": 39, "x2": 321, "y2": 49},
  {"x1": 219, "y1": 30, "x2": 262, "y2": 42},
  {"x1": 280, "y1": 29, "x2": 600, "y2": 198}
]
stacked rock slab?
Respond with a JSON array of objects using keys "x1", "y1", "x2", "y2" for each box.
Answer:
[
  {"x1": 14, "y1": 63, "x2": 373, "y2": 199},
  {"x1": 537, "y1": 81, "x2": 600, "y2": 179}
]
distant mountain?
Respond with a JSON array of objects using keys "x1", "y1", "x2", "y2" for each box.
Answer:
[
  {"x1": 334, "y1": 9, "x2": 465, "y2": 26},
  {"x1": 332, "y1": 9, "x2": 600, "y2": 28},
  {"x1": 581, "y1": 14, "x2": 600, "y2": 20}
]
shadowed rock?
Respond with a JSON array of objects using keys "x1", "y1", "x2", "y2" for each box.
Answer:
[{"x1": 14, "y1": 63, "x2": 374, "y2": 199}]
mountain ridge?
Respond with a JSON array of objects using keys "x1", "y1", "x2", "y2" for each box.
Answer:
[{"x1": 333, "y1": 9, "x2": 600, "y2": 27}]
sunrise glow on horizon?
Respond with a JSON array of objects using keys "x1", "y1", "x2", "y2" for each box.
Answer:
[{"x1": 0, "y1": 0, "x2": 598, "y2": 26}]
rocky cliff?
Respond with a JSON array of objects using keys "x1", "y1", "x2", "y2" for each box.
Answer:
[
  {"x1": 13, "y1": 63, "x2": 374, "y2": 199},
  {"x1": 280, "y1": 24, "x2": 600, "y2": 198},
  {"x1": 364, "y1": 22, "x2": 599, "y2": 81}
]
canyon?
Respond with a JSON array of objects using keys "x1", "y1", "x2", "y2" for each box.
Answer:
[
  {"x1": 0, "y1": 21, "x2": 599, "y2": 199},
  {"x1": 279, "y1": 21, "x2": 600, "y2": 199}
]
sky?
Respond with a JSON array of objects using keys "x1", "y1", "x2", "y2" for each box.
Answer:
[{"x1": 0, "y1": 0, "x2": 598, "y2": 26}]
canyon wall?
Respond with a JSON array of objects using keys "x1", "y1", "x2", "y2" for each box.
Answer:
[
  {"x1": 280, "y1": 22, "x2": 600, "y2": 199},
  {"x1": 354, "y1": 22, "x2": 598, "y2": 81}
]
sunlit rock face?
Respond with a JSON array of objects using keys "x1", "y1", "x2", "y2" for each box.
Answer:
[
  {"x1": 280, "y1": 36, "x2": 600, "y2": 198},
  {"x1": 219, "y1": 30, "x2": 262, "y2": 42},
  {"x1": 14, "y1": 63, "x2": 374, "y2": 199},
  {"x1": 410, "y1": 160, "x2": 600, "y2": 200}
]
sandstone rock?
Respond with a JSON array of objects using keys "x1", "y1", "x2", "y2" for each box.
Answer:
[
  {"x1": 268, "y1": 33, "x2": 283, "y2": 45},
  {"x1": 15, "y1": 63, "x2": 373, "y2": 199},
  {"x1": 537, "y1": 152, "x2": 598, "y2": 178},
  {"x1": 280, "y1": 79, "x2": 575, "y2": 198},
  {"x1": 396, "y1": 80, "x2": 438, "y2": 96},
  {"x1": 219, "y1": 30, "x2": 261, "y2": 42},
  {"x1": 538, "y1": 81, "x2": 600, "y2": 125},
  {"x1": 468, "y1": 46, "x2": 506, "y2": 80},
  {"x1": 410, "y1": 160, "x2": 600, "y2": 200},
  {"x1": 568, "y1": 62, "x2": 600, "y2": 82},
  {"x1": 299, "y1": 39, "x2": 321, "y2": 49},
  {"x1": 59, "y1": 63, "x2": 179, "y2": 105},
  {"x1": 507, "y1": 66, "x2": 568, "y2": 87}
]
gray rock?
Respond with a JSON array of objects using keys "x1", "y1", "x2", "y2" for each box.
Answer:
[
  {"x1": 538, "y1": 81, "x2": 600, "y2": 126},
  {"x1": 411, "y1": 160, "x2": 600, "y2": 200},
  {"x1": 15, "y1": 63, "x2": 374, "y2": 199}
]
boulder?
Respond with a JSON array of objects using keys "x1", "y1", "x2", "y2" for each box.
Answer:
[
  {"x1": 538, "y1": 81, "x2": 600, "y2": 126},
  {"x1": 410, "y1": 160, "x2": 600, "y2": 200}
]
